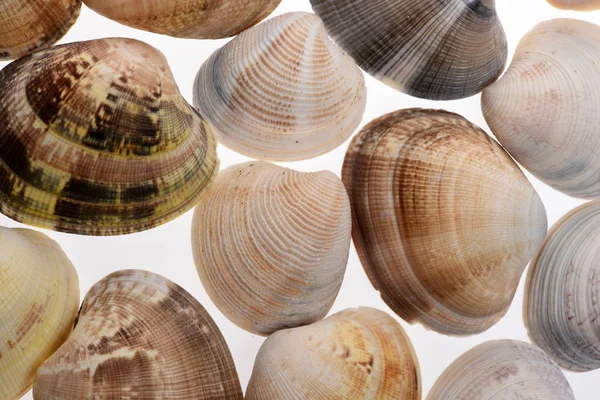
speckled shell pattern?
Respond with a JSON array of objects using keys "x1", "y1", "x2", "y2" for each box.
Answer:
[
  {"x1": 194, "y1": 12, "x2": 366, "y2": 161},
  {"x1": 192, "y1": 161, "x2": 352, "y2": 336},
  {"x1": 0, "y1": 38, "x2": 219, "y2": 236},
  {"x1": 483, "y1": 19, "x2": 600, "y2": 199},
  {"x1": 524, "y1": 201, "x2": 600, "y2": 372},
  {"x1": 0, "y1": 0, "x2": 82, "y2": 61},
  {"x1": 427, "y1": 340, "x2": 575, "y2": 400},
  {"x1": 310, "y1": 0, "x2": 507, "y2": 100},
  {"x1": 0, "y1": 227, "x2": 79, "y2": 400},
  {"x1": 547, "y1": 0, "x2": 600, "y2": 10},
  {"x1": 342, "y1": 109, "x2": 548, "y2": 336},
  {"x1": 83, "y1": 0, "x2": 282, "y2": 39},
  {"x1": 245, "y1": 307, "x2": 421, "y2": 400},
  {"x1": 33, "y1": 270, "x2": 243, "y2": 399}
]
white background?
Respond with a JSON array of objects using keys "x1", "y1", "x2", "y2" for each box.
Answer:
[{"x1": 2, "y1": 0, "x2": 597, "y2": 398}]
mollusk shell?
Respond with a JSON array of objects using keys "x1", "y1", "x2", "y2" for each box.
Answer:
[
  {"x1": 546, "y1": 0, "x2": 600, "y2": 10},
  {"x1": 246, "y1": 307, "x2": 421, "y2": 400},
  {"x1": 33, "y1": 270, "x2": 243, "y2": 399},
  {"x1": 0, "y1": 227, "x2": 79, "y2": 400},
  {"x1": 310, "y1": 0, "x2": 507, "y2": 100},
  {"x1": 342, "y1": 109, "x2": 547, "y2": 335},
  {"x1": 194, "y1": 12, "x2": 366, "y2": 161},
  {"x1": 0, "y1": 38, "x2": 219, "y2": 236},
  {"x1": 482, "y1": 19, "x2": 600, "y2": 198},
  {"x1": 192, "y1": 161, "x2": 351, "y2": 335}
]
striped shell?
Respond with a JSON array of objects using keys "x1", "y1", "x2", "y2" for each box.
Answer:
[
  {"x1": 194, "y1": 12, "x2": 366, "y2": 161},
  {"x1": 192, "y1": 161, "x2": 351, "y2": 336},
  {"x1": 33, "y1": 270, "x2": 243, "y2": 399},
  {"x1": 0, "y1": 38, "x2": 219, "y2": 236},
  {"x1": 0, "y1": 227, "x2": 79, "y2": 400},
  {"x1": 310, "y1": 0, "x2": 507, "y2": 100},
  {"x1": 246, "y1": 307, "x2": 421, "y2": 400},
  {"x1": 546, "y1": 0, "x2": 600, "y2": 10},
  {"x1": 342, "y1": 109, "x2": 547, "y2": 335}
]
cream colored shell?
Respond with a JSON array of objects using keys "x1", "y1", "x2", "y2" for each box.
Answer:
[{"x1": 546, "y1": 0, "x2": 600, "y2": 10}]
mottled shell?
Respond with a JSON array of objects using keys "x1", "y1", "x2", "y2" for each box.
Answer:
[
  {"x1": 33, "y1": 270, "x2": 243, "y2": 399},
  {"x1": 0, "y1": 0, "x2": 81, "y2": 61},
  {"x1": 483, "y1": 19, "x2": 600, "y2": 198},
  {"x1": 547, "y1": 0, "x2": 600, "y2": 10},
  {"x1": 192, "y1": 161, "x2": 351, "y2": 336},
  {"x1": 83, "y1": 0, "x2": 281, "y2": 39},
  {"x1": 246, "y1": 307, "x2": 421, "y2": 400},
  {"x1": 427, "y1": 340, "x2": 575, "y2": 399},
  {"x1": 342, "y1": 109, "x2": 548, "y2": 335},
  {"x1": 0, "y1": 227, "x2": 79, "y2": 400},
  {"x1": 310, "y1": 0, "x2": 507, "y2": 100},
  {"x1": 0, "y1": 38, "x2": 219, "y2": 236},
  {"x1": 194, "y1": 12, "x2": 366, "y2": 161}
]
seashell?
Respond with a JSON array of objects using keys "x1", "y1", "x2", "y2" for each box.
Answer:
[
  {"x1": 310, "y1": 0, "x2": 507, "y2": 100},
  {"x1": 482, "y1": 19, "x2": 600, "y2": 198},
  {"x1": 546, "y1": 0, "x2": 600, "y2": 10},
  {"x1": 193, "y1": 12, "x2": 366, "y2": 161},
  {"x1": 192, "y1": 161, "x2": 351, "y2": 336},
  {"x1": 342, "y1": 109, "x2": 548, "y2": 335},
  {"x1": 0, "y1": 38, "x2": 219, "y2": 236},
  {"x1": 0, "y1": 227, "x2": 79, "y2": 400},
  {"x1": 0, "y1": 0, "x2": 82, "y2": 61},
  {"x1": 82, "y1": 0, "x2": 281, "y2": 39},
  {"x1": 427, "y1": 340, "x2": 575, "y2": 399},
  {"x1": 246, "y1": 307, "x2": 421, "y2": 400},
  {"x1": 33, "y1": 270, "x2": 243, "y2": 399},
  {"x1": 524, "y1": 200, "x2": 600, "y2": 372}
]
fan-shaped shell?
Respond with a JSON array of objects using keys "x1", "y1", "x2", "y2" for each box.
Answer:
[
  {"x1": 192, "y1": 161, "x2": 351, "y2": 336},
  {"x1": 546, "y1": 0, "x2": 600, "y2": 10},
  {"x1": 194, "y1": 12, "x2": 366, "y2": 161},
  {"x1": 0, "y1": 38, "x2": 219, "y2": 236},
  {"x1": 342, "y1": 109, "x2": 548, "y2": 335},
  {"x1": 0, "y1": 0, "x2": 81, "y2": 61},
  {"x1": 246, "y1": 307, "x2": 421, "y2": 400},
  {"x1": 309, "y1": 0, "x2": 507, "y2": 100},
  {"x1": 0, "y1": 227, "x2": 79, "y2": 400},
  {"x1": 83, "y1": 0, "x2": 281, "y2": 39},
  {"x1": 427, "y1": 340, "x2": 575, "y2": 400},
  {"x1": 33, "y1": 270, "x2": 243, "y2": 399},
  {"x1": 482, "y1": 19, "x2": 600, "y2": 198}
]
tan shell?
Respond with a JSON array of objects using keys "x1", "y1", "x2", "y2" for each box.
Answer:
[
  {"x1": 546, "y1": 0, "x2": 600, "y2": 10},
  {"x1": 33, "y1": 270, "x2": 243, "y2": 399},
  {"x1": 246, "y1": 307, "x2": 421, "y2": 400},
  {"x1": 194, "y1": 12, "x2": 366, "y2": 161},
  {"x1": 0, "y1": 38, "x2": 219, "y2": 236},
  {"x1": 342, "y1": 109, "x2": 548, "y2": 335},
  {"x1": 83, "y1": 0, "x2": 281, "y2": 39},
  {"x1": 0, "y1": 227, "x2": 79, "y2": 400},
  {"x1": 427, "y1": 340, "x2": 575, "y2": 400},
  {"x1": 192, "y1": 161, "x2": 351, "y2": 336}
]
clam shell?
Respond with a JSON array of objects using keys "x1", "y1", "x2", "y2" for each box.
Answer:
[
  {"x1": 0, "y1": 0, "x2": 81, "y2": 61},
  {"x1": 246, "y1": 307, "x2": 421, "y2": 400},
  {"x1": 0, "y1": 38, "x2": 219, "y2": 236},
  {"x1": 310, "y1": 0, "x2": 507, "y2": 100},
  {"x1": 0, "y1": 227, "x2": 79, "y2": 400},
  {"x1": 33, "y1": 270, "x2": 243, "y2": 399},
  {"x1": 194, "y1": 12, "x2": 366, "y2": 161},
  {"x1": 83, "y1": 0, "x2": 281, "y2": 39},
  {"x1": 192, "y1": 161, "x2": 351, "y2": 336},
  {"x1": 427, "y1": 340, "x2": 575, "y2": 399},
  {"x1": 342, "y1": 109, "x2": 547, "y2": 335},
  {"x1": 482, "y1": 19, "x2": 600, "y2": 198},
  {"x1": 546, "y1": 0, "x2": 600, "y2": 10}
]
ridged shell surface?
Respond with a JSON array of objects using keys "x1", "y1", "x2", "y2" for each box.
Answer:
[
  {"x1": 246, "y1": 307, "x2": 421, "y2": 400},
  {"x1": 83, "y1": 0, "x2": 281, "y2": 39},
  {"x1": 194, "y1": 12, "x2": 366, "y2": 161},
  {"x1": 310, "y1": 0, "x2": 507, "y2": 100},
  {"x1": 0, "y1": 38, "x2": 219, "y2": 236},
  {"x1": 483, "y1": 19, "x2": 600, "y2": 198},
  {"x1": 192, "y1": 161, "x2": 351, "y2": 336},
  {"x1": 547, "y1": 0, "x2": 600, "y2": 10},
  {"x1": 427, "y1": 340, "x2": 575, "y2": 400},
  {"x1": 342, "y1": 109, "x2": 548, "y2": 335},
  {"x1": 0, "y1": 227, "x2": 79, "y2": 400},
  {"x1": 33, "y1": 270, "x2": 243, "y2": 399}
]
